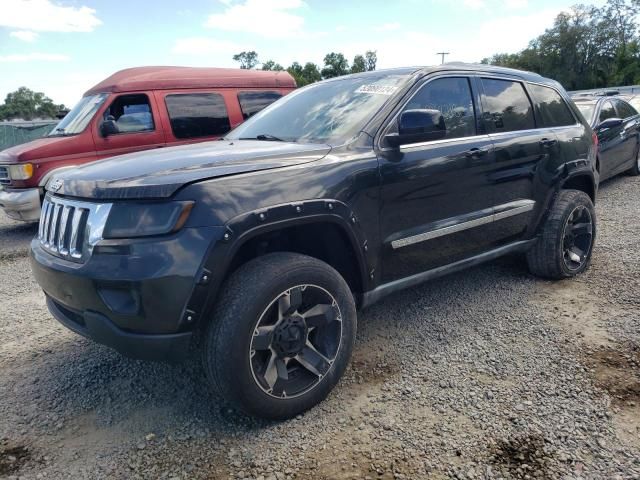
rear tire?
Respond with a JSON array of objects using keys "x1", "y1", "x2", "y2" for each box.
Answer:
[
  {"x1": 526, "y1": 189, "x2": 596, "y2": 280},
  {"x1": 202, "y1": 252, "x2": 356, "y2": 420}
]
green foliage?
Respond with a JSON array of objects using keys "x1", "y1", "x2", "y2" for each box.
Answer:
[
  {"x1": 482, "y1": 0, "x2": 640, "y2": 90},
  {"x1": 232, "y1": 51, "x2": 259, "y2": 69},
  {"x1": 321, "y1": 52, "x2": 350, "y2": 78},
  {"x1": 0, "y1": 87, "x2": 65, "y2": 121},
  {"x1": 287, "y1": 62, "x2": 322, "y2": 86},
  {"x1": 234, "y1": 49, "x2": 377, "y2": 86},
  {"x1": 365, "y1": 50, "x2": 377, "y2": 71},
  {"x1": 351, "y1": 55, "x2": 366, "y2": 73},
  {"x1": 261, "y1": 60, "x2": 284, "y2": 71}
]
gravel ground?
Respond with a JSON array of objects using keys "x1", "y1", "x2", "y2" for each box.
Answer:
[{"x1": 0, "y1": 176, "x2": 639, "y2": 480}]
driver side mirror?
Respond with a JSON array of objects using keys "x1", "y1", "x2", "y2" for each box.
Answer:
[
  {"x1": 596, "y1": 117, "x2": 623, "y2": 131},
  {"x1": 100, "y1": 116, "x2": 119, "y2": 137},
  {"x1": 385, "y1": 109, "x2": 447, "y2": 148}
]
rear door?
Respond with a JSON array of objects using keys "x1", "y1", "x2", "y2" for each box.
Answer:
[
  {"x1": 477, "y1": 77, "x2": 556, "y2": 239},
  {"x1": 91, "y1": 92, "x2": 165, "y2": 159}
]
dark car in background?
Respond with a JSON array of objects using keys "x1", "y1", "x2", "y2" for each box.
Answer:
[
  {"x1": 30, "y1": 64, "x2": 597, "y2": 419},
  {"x1": 573, "y1": 95, "x2": 640, "y2": 179}
]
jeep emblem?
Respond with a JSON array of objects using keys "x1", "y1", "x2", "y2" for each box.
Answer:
[{"x1": 50, "y1": 179, "x2": 63, "y2": 192}]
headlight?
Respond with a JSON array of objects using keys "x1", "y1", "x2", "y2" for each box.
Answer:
[
  {"x1": 103, "y1": 201, "x2": 194, "y2": 239},
  {"x1": 7, "y1": 163, "x2": 33, "y2": 180}
]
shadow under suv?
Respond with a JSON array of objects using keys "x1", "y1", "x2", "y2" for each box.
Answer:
[{"x1": 30, "y1": 64, "x2": 597, "y2": 419}]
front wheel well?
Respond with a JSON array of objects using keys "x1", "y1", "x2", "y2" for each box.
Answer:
[{"x1": 225, "y1": 222, "x2": 364, "y2": 295}]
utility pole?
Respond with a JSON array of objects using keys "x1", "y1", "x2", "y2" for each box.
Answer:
[{"x1": 436, "y1": 52, "x2": 450, "y2": 64}]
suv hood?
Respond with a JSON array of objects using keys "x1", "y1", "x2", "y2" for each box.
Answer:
[{"x1": 53, "y1": 140, "x2": 331, "y2": 200}]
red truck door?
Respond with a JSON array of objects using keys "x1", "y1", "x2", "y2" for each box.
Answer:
[{"x1": 91, "y1": 92, "x2": 166, "y2": 159}]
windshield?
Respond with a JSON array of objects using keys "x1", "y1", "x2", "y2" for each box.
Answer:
[
  {"x1": 48, "y1": 93, "x2": 108, "y2": 136},
  {"x1": 227, "y1": 73, "x2": 411, "y2": 145},
  {"x1": 575, "y1": 102, "x2": 596, "y2": 123}
]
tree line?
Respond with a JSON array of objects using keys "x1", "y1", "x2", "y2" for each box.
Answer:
[
  {"x1": 232, "y1": 50, "x2": 378, "y2": 86},
  {"x1": 0, "y1": 87, "x2": 66, "y2": 121},
  {"x1": 482, "y1": 0, "x2": 640, "y2": 90}
]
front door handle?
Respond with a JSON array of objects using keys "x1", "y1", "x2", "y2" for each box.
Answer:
[
  {"x1": 465, "y1": 147, "x2": 488, "y2": 158},
  {"x1": 539, "y1": 138, "x2": 557, "y2": 148}
]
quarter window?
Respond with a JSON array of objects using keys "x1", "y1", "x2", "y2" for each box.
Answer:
[
  {"x1": 165, "y1": 93, "x2": 231, "y2": 139},
  {"x1": 614, "y1": 99, "x2": 637, "y2": 119},
  {"x1": 238, "y1": 91, "x2": 282, "y2": 120},
  {"x1": 103, "y1": 94, "x2": 154, "y2": 134},
  {"x1": 481, "y1": 79, "x2": 535, "y2": 132},
  {"x1": 599, "y1": 101, "x2": 617, "y2": 123},
  {"x1": 528, "y1": 84, "x2": 575, "y2": 127},
  {"x1": 399, "y1": 77, "x2": 476, "y2": 140}
]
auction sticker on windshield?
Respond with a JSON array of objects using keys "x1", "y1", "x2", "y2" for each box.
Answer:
[{"x1": 355, "y1": 85, "x2": 399, "y2": 95}]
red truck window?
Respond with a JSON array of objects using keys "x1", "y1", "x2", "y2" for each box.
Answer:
[
  {"x1": 165, "y1": 93, "x2": 231, "y2": 139},
  {"x1": 237, "y1": 91, "x2": 282, "y2": 120},
  {"x1": 103, "y1": 94, "x2": 154, "y2": 133}
]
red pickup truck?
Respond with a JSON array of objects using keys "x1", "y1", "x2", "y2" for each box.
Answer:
[{"x1": 0, "y1": 66, "x2": 296, "y2": 221}]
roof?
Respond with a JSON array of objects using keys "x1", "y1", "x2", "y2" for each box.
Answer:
[{"x1": 84, "y1": 66, "x2": 296, "y2": 96}]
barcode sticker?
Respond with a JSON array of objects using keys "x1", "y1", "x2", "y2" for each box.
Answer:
[{"x1": 355, "y1": 85, "x2": 399, "y2": 95}]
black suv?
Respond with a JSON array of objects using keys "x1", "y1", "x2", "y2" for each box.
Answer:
[{"x1": 31, "y1": 64, "x2": 597, "y2": 419}]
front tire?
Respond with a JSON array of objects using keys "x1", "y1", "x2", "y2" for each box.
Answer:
[
  {"x1": 526, "y1": 189, "x2": 596, "y2": 280},
  {"x1": 202, "y1": 252, "x2": 356, "y2": 420}
]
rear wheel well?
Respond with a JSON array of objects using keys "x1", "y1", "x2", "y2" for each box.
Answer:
[
  {"x1": 226, "y1": 222, "x2": 364, "y2": 295},
  {"x1": 562, "y1": 175, "x2": 595, "y2": 203}
]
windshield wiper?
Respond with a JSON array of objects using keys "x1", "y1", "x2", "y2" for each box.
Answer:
[{"x1": 239, "y1": 134, "x2": 286, "y2": 142}]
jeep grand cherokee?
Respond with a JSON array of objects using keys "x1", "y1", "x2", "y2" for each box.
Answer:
[{"x1": 30, "y1": 64, "x2": 597, "y2": 419}]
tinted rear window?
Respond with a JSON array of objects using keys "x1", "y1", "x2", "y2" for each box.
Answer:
[
  {"x1": 238, "y1": 91, "x2": 282, "y2": 120},
  {"x1": 165, "y1": 93, "x2": 230, "y2": 139},
  {"x1": 528, "y1": 84, "x2": 575, "y2": 127},
  {"x1": 481, "y1": 78, "x2": 535, "y2": 133}
]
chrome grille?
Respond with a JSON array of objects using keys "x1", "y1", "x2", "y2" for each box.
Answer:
[
  {"x1": 0, "y1": 166, "x2": 9, "y2": 185},
  {"x1": 38, "y1": 195, "x2": 112, "y2": 263}
]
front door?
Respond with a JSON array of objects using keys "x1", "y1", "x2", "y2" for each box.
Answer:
[
  {"x1": 596, "y1": 99, "x2": 627, "y2": 179},
  {"x1": 92, "y1": 92, "x2": 165, "y2": 159},
  {"x1": 378, "y1": 75, "x2": 497, "y2": 283}
]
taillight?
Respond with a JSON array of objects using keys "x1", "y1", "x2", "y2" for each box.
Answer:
[{"x1": 592, "y1": 131, "x2": 598, "y2": 148}]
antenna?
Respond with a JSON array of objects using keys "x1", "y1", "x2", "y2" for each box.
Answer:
[{"x1": 436, "y1": 52, "x2": 450, "y2": 64}]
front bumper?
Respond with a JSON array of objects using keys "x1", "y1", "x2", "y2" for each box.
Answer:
[
  {"x1": 0, "y1": 187, "x2": 41, "y2": 222},
  {"x1": 30, "y1": 226, "x2": 225, "y2": 361}
]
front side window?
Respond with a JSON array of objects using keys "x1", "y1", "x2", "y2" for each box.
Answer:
[
  {"x1": 238, "y1": 91, "x2": 282, "y2": 120},
  {"x1": 599, "y1": 101, "x2": 617, "y2": 123},
  {"x1": 165, "y1": 93, "x2": 230, "y2": 139},
  {"x1": 528, "y1": 84, "x2": 575, "y2": 127},
  {"x1": 614, "y1": 99, "x2": 637, "y2": 119},
  {"x1": 103, "y1": 94, "x2": 154, "y2": 134},
  {"x1": 398, "y1": 77, "x2": 476, "y2": 140},
  {"x1": 481, "y1": 78, "x2": 535, "y2": 133},
  {"x1": 48, "y1": 93, "x2": 108, "y2": 136},
  {"x1": 227, "y1": 72, "x2": 411, "y2": 145}
]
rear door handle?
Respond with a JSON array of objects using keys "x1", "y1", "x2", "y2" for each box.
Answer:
[
  {"x1": 465, "y1": 147, "x2": 488, "y2": 158},
  {"x1": 539, "y1": 138, "x2": 557, "y2": 148}
]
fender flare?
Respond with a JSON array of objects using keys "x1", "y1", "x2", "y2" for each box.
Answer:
[{"x1": 183, "y1": 199, "x2": 373, "y2": 328}]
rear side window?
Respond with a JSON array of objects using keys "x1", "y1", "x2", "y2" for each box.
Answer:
[
  {"x1": 528, "y1": 84, "x2": 575, "y2": 127},
  {"x1": 599, "y1": 101, "x2": 617, "y2": 123},
  {"x1": 165, "y1": 93, "x2": 230, "y2": 139},
  {"x1": 614, "y1": 99, "x2": 637, "y2": 119},
  {"x1": 400, "y1": 77, "x2": 476, "y2": 140},
  {"x1": 238, "y1": 91, "x2": 282, "y2": 120},
  {"x1": 481, "y1": 78, "x2": 535, "y2": 132}
]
